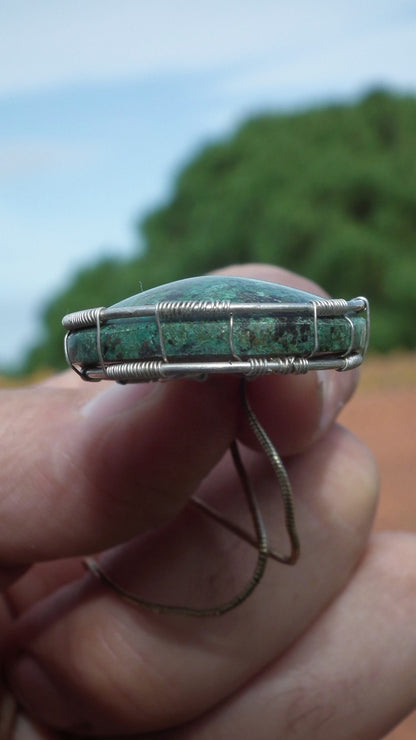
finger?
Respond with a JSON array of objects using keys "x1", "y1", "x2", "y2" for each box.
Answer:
[
  {"x1": 5, "y1": 427, "x2": 378, "y2": 734},
  {"x1": 13, "y1": 713, "x2": 60, "y2": 739},
  {"x1": 214, "y1": 263, "x2": 360, "y2": 455},
  {"x1": 3, "y1": 559, "x2": 85, "y2": 615},
  {"x1": 172, "y1": 532, "x2": 416, "y2": 740},
  {"x1": 39, "y1": 369, "x2": 88, "y2": 390},
  {"x1": 0, "y1": 376, "x2": 238, "y2": 566},
  {"x1": 0, "y1": 679, "x2": 17, "y2": 739}
]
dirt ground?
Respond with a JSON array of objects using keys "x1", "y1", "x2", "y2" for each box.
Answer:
[
  {"x1": 339, "y1": 353, "x2": 416, "y2": 739},
  {"x1": 1, "y1": 354, "x2": 415, "y2": 736}
]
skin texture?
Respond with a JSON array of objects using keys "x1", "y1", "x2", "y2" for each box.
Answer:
[{"x1": 0, "y1": 264, "x2": 414, "y2": 739}]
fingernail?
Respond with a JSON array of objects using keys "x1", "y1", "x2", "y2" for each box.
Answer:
[
  {"x1": 81, "y1": 381, "x2": 157, "y2": 420},
  {"x1": 7, "y1": 654, "x2": 83, "y2": 729}
]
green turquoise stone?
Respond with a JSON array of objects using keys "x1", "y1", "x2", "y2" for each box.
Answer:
[{"x1": 66, "y1": 276, "x2": 366, "y2": 368}]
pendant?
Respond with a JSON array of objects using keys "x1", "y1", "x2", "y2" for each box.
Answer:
[{"x1": 63, "y1": 276, "x2": 369, "y2": 616}]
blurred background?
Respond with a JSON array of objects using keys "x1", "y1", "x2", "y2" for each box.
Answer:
[
  {"x1": 1, "y1": 0, "x2": 416, "y2": 373},
  {"x1": 1, "y1": 2, "x2": 415, "y2": 736}
]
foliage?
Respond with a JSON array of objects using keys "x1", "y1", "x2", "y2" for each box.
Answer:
[{"x1": 22, "y1": 90, "x2": 416, "y2": 372}]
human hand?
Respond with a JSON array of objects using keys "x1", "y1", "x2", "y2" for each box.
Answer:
[{"x1": 0, "y1": 265, "x2": 414, "y2": 739}]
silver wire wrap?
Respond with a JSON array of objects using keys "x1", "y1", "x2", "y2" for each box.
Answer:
[
  {"x1": 62, "y1": 295, "x2": 369, "y2": 382},
  {"x1": 63, "y1": 306, "x2": 105, "y2": 329},
  {"x1": 81, "y1": 354, "x2": 363, "y2": 382},
  {"x1": 62, "y1": 296, "x2": 366, "y2": 329},
  {"x1": 104, "y1": 360, "x2": 167, "y2": 382},
  {"x1": 155, "y1": 298, "x2": 231, "y2": 320}
]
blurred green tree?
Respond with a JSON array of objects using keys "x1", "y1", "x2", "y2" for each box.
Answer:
[{"x1": 22, "y1": 90, "x2": 416, "y2": 372}]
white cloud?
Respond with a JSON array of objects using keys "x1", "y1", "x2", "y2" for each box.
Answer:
[
  {"x1": 0, "y1": 138, "x2": 97, "y2": 178},
  {"x1": 0, "y1": 0, "x2": 293, "y2": 95},
  {"x1": 0, "y1": 0, "x2": 414, "y2": 97},
  {"x1": 217, "y1": 15, "x2": 416, "y2": 100}
]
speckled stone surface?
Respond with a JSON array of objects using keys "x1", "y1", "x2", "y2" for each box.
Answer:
[{"x1": 66, "y1": 276, "x2": 367, "y2": 368}]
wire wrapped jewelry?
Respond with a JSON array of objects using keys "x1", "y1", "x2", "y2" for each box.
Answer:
[{"x1": 63, "y1": 275, "x2": 369, "y2": 616}]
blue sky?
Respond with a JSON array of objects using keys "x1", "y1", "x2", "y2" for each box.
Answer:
[{"x1": 1, "y1": 0, "x2": 415, "y2": 368}]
